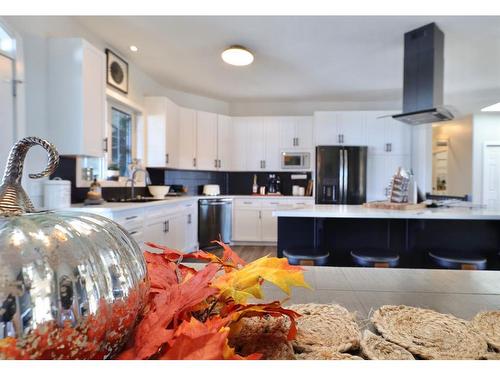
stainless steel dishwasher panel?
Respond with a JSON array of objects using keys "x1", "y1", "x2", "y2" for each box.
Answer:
[{"x1": 198, "y1": 198, "x2": 232, "y2": 249}]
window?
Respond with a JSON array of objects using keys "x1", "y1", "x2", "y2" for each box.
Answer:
[
  {"x1": 109, "y1": 106, "x2": 134, "y2": 176},
  {"x1": 0, "y1": 23, "x2": 15, "y2": 57}
]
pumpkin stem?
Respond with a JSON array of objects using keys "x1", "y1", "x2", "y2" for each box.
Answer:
[
  {"x1": 0, "y1": 137, "x2": 59, "y2": 215},
  {"x1": 2, "y1": 137, "x2": 59, "y2": 184}
]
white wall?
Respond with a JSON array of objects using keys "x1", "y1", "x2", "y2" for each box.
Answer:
[
  {"x1": 472, "y1": 113, "x2": 500, "y2": 204},
  {"x1": 229, "y1": 99, "x2": 401, "y2": 116}
]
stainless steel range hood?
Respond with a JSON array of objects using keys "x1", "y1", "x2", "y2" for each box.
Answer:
[{"x1": 392, "y1": 23, "x2": 454, "y2": 125}]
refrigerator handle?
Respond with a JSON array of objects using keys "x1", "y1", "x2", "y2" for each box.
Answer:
[
  {"x1": 344, "y1": 149, "x2": 349, "y2": 204},
  {"x1": 339, "y1": 148, "x2": 344, "y2": 203}
]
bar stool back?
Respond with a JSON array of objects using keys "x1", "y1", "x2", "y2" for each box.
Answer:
[
  {"x1": 351, "y1": 249, "x2": 400, "y2": 268},
  {"x1": 283, "y1": 248, "x2": 330, "y2": 266},
  {"x1": 428, "y1": 251, "x2": 487, "y2": 270}
]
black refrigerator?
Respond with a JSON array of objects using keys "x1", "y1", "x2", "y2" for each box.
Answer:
[{"x1": 315, "y1": 146, "x2": 368, "y2": 204}]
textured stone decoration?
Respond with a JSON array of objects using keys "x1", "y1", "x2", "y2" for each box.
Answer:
[{"x1": 0, "y1": 137, "x2": 148, "y2": 359}]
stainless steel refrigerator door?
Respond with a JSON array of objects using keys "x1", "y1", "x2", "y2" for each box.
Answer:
[
  {"x1": 198, "y1": 198, "x2": 232, "y2": 249},
  {"x1": 315, "y1": 146, "x2": 342, "y2": 204},
  {"x1": 344, "y1": 146, "x2": 368, "y2": 204}
]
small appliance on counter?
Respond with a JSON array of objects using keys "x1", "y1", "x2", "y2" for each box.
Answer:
[
  {"x1": 202, "y1": 184, "x2": 220, "y2": 196},
  {"x1": 84, "y1": 178, "x2": 105, "y2": 205},
  {"x1": 267, "y1": 174, "x2": 281, "y2": 195},
  {"x1": 43, "y1": 178, "x2": 71, "y2": 210}
]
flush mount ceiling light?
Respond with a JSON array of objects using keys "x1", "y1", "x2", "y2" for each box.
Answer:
[
  {"x1": 481, "y1": 102, "x2": 500, "y2": 112},
  {"x1": 221, "y1": 45, "x2": 254, "y2": 66},
  {"x1": 129, "y1": 45, "x2": 138, "y2": 52}
]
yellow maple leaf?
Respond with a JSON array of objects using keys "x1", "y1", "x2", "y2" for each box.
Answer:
[{"x1": 211, "y1": 256, "x2": 311, "y2": 303}]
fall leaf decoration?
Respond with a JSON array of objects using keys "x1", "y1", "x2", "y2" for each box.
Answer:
[{"x1": 117, "y1": 242, "x2": 309, "y2": 360}]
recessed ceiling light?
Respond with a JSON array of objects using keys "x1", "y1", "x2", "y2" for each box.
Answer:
[
  {"x1": 481, "y1": 102, "x2": 500, "y2": 112},
  {"x1": 221, "y1": 45, "x2": 254, "y2": 66},
  {"x1": 129, "y1": 45, "x2": 138, "y2": 52}
]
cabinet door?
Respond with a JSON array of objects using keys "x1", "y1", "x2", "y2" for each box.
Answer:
[
  {"x1": 143, "y1": 220, "x2": 168, "y2": 251},
  {"x1": 183, "y1": 204, "x2": 198, "y2": 252},
  {"x1": 82, "y1": 41, "x2": 106, "y2": 157},
  {"x1": 178, "y1": 107, "x2": 197, "y2": 169},
  {"x1": 264, "y1": 118, "x2": 281, "y2": 171},
  {"x1": 336, "y1": 111, "x2": 366, "y2": 146},
  {"x1": 231, "y1": 117, "x2": 248, "y2": 171},
  {"x1": 295, "y1": 116, "x2": 314, "y2": 148},
  {"x1": 365, "y1": 111, "x2": 389, "y2": 155},
  {"x1": 217, "y1": 114, "x2": 232, "y2": 170},
  {"x1": 385, "y1": 117, "x2": 411, "y2": 155},
  {"x1": 279, "y1": 117, "x2": 296, "y2": 149},
  {"x1": 196, "y1": 110, "x2": 218, "y2": 170},
  {"x1": 232, "y1": 208, "x2": 261, "y2": 241},
  {"x1": 145, "y1": 98, "x2": 167, "y2": 167},
  {"x1": 165, "y1": 99, "x2": 179, "y2": 168},
  {"x1": 314, "y1": 112, "x2": 340, "y2": 145},
  {"x1": 246, "y1": 118, "x2": 266, "y2": 171},
  {"x1": 260, "y1": 209, "x2": 277, "y2": 242}
]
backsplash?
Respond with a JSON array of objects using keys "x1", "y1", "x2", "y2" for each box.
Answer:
[{"x1": 149, "y1": 168, "x2": 312, "y2": 196}]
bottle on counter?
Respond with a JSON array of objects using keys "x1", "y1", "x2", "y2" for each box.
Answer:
[
  {"x1": 84, "y1": 178, "x2": 104, "y2": 205},
  {"x1": 252, "y1": 174, "x2": 258, "y2": 194}
]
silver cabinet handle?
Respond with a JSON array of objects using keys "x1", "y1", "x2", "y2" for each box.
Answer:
[
  {"x1": 163, "y1": 221, "x2": 167, "y2": 233},
  {"x1": 165, "y1": 153, "x2": 169, "y2": 164},
  {"x1": 388, "y1": 143, "x2": 392, "y2": 152},
  {"x1": 129, "y1": 230, "x2": 138, "y2": 235},
  {"x1": 188, "y1": 214, "x2": 192, "y2": 224},
  {"x1": 263, "y1": 160, "x2": 266, "y2": 169},
  {"x1": 214, "y1": 159, "x2": 218, "y2": 168},
  {"x1": 218, "y1": 160, "x2": 221, "y2": 168},
  {"x1": 338, "y1": 134, "x2": 342, "y2": 144},
  {"x1": 259, "y1": 210, "x2": 262, "y2": 219},
  {"x1": 193, "y1": 158, "x2": 197, "y2": 168},
  {"x1": 341, "y1": 134, "x2": 344, "y2": 143},
  {"x1": 296, "y1": 137, "x2": 299, "y2": 147},
  {"x1": 125, "y1": 215, "x2": 138, "y2": 220},
  {"x1": 103, "y1": 137, "x2": 108, "y2": 152}
]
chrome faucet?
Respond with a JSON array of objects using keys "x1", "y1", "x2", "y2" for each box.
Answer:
[{"x1": 127, "y1": 167, "x2": 151, "y2": 200}]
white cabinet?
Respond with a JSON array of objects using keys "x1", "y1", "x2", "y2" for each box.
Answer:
[
  {"x1": 245, "y1": 117, "x2": 267, "y2": 171},
  {"x1": 232, "y1": 203, "x2": 262, "y2": 242},
  {"x1": 264, "y1": 118, "x2": 281, "y2": 171},
  {"x1": 232, "y1": 198, "x2": 313, "y2": 243},
  {"x1": 145, "y1": 97, "x2": 179, "y2": 168},
  {"x1": 48, "y1": 38, "x2": 106, "y2": 157},
  {"x1": 183, "y1": 201, "x2": 198, "y2": 252},
  {"x1": 280, "y1": 116, "x2": 314, "y2": 149},
  {"x1": 217, "y1": 115, "x2": 232, "y2": 170},
  {"x1": 231, "y1": 118, "x2": 248, "y2": 171},
  {"x1": 367, "y1": 154, "x2": 412, "y2": 201},
  {"x1": 196, "y1": 110, "x2": 218, "y2": 170},
  {"x1": 314, "y1": 111, "x2": 366, "y2": 146},
  {"x1": 178, "y1": 107, "x2": 197, "y2": 169},
  {"x1": 365, "y1": 112, "x2": 411, "y2": 155}
]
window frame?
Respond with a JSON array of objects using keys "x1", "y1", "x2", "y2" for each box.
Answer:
[{"x1": 106, "y1": 100, "x2": 138, "y2": 175}]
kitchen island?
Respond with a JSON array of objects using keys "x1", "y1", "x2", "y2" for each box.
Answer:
[{"x1": 273, "y1": 205, "x2": 500, "y2": 270}]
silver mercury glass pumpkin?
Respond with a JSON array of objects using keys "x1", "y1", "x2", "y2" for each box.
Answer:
[{"x1": 0, "y1": 137, "x2": 148, "y2": 359}]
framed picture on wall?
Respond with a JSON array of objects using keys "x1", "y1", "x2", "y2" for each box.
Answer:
[{"x1": 106, "y1": 49, "x2": 129, "y2": 94}]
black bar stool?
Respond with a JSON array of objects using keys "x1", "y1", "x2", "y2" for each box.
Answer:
[
  {"x1": 283, "y1": 248, "x2": 330, "y2": 266},
  {"x1": 351, "y1": 249, "x2": 400, "y2": 268},
  {"x1": 428, "y1": 250, "x2": 487, "y2": 270}
]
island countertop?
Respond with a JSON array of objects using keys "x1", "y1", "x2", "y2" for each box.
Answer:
[{"x1": 273, "y1": 204, "x2": 500, "y2": 220}]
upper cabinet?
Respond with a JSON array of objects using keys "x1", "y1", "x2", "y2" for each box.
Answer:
[
  {"x1": 279, "y1": 116, "x2": 314, "y2": 149},
  {"x1": 145, "y1": 97, "x2": 179, "y2": 168},
  {"x1": 314, "y1": 111, "x2": 366, "y2": 146},
  {"x1": 48, "y1": 38, "x2": 106, "y2": 157},
  {"x1": 365, "y1": 111, "x2": 411, "y2": 155},
  {"x1": 177, "y1": 107, "x2": 197, "y2": 169},
  {"x1": 217, "y1": 114, "x2": 233, "y2": 171},
  {"x1": 196, "y1": 110, "x2": 218, "y2": 170}
]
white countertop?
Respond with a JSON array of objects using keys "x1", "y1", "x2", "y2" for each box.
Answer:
[
  {"x1": 272, "y1": 204, "x2": 500, "y2": 220},
  {"x1": 68, "y1": 194, "x2": 313, "y2": 215}
]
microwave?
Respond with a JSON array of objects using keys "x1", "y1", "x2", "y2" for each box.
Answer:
[{"x1": 281, "y1": 151, "x2": 311, "y2": 170}]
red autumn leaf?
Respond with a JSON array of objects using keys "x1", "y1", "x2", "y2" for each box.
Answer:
[{"x1": 211, "y1": 240, "x2": 246, "y2": 268}]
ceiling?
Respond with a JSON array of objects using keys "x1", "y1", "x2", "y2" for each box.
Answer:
[{"x1": 76, "y1": 16, "x2": 500, "y2": 108}]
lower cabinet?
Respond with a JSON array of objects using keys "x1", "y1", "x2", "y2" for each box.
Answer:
[{"x1": 232, "y1": 198, "x2": 313, "y2": 243}]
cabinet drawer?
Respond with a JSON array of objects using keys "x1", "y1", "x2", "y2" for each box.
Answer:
[
  {"x1": 234, "y1": 199, "x2": 262, "y2": 209},
  {"x1": 261, "y1": 200, "x2": 294, "y2": 209},
  {"x1": 113, "y1": 209, "x2": 144, "y2": 229},
  {"x1": 145, "y1": 204, "x2": 179, "y2": 221}
]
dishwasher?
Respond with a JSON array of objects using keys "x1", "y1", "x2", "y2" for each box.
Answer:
[{"x1": 198, "y1": 198, "x2": 232, "y2": 249}]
